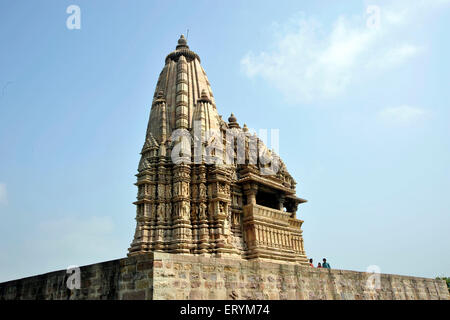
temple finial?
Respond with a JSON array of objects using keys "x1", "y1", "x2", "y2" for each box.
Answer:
[
  {"x1": 228, "y1": 113, "x2": 240, "y2": 128},
  {"x1": 176, "y1": 34, "x2": 189, "y2": 50},
  {"x1": 198, "y1": 89, "x2": 211, "y2": 103}
]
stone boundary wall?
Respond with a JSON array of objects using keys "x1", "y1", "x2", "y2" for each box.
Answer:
[
  {"x1": 0, "y1": 255, "x2": 153, "y2": 300},
  {"x1": 0, "y1": 253, "x2": 448, "y2": 300}
]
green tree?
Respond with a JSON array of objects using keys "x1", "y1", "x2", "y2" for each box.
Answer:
[{"x1": 436, "y1": 277, "x2": 450, "y2": 293}]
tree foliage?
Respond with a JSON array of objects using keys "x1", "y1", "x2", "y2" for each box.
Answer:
[{"x1": 436, "y1": 277, "x2": 450, "y2": 293}]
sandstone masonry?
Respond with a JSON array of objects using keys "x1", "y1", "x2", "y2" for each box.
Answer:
[
  {"x1": 2, "y1": 36, "x2": 445, "y2": 302},
  {"x1": 128, "y1": 35, "x2": 309, "y2": 265},
  {"x1": 1, "y1": 253, "x2": 448, "y2": 300}
]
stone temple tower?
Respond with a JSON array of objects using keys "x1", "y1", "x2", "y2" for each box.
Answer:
[
  {"x1": 128, "y1": 35, "x2": 309, "y2": 265},
  {"x1": 2, "y1": 36, "x2": 449, "y2": 303}
]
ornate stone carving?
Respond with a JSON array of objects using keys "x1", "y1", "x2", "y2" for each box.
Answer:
[
  {"x1": 198, "y1": 202, "x2": 207, "y2": 220},
  {"x1": 128, "y1": 36, "x2": 309, "y2": 265},
  {"x1": 199, "y1": 184, "x2": 206, "y2": 199}
]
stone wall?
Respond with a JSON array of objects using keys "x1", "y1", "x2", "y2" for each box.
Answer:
[
  {"x1": 0, "y1": 255, "x2": 153, "y2": 300},
  {"x1": 0, "y1": 253, "x2": 448, "y2": 300}
]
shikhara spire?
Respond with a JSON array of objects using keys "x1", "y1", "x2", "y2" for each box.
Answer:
[
  {"x1": 145, "y1": 35, "x2": 219, "y2": 144},
  {"x1": 129, "y1": 36, "x2": 309, "y2": 265}
]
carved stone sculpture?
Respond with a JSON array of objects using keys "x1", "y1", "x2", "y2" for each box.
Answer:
[{"x1": 129, "y1": 35, "x2": 309, "y2": 265}]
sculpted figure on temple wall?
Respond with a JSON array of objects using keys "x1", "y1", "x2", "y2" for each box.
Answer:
[
  {"x1": 173, "y1": 202, "x2": 179, "y2": 218},
  {"x1": 165, "y1": 203, "x2": 172, "y2": 220},
  {"x1": 223, "y1": 216, "x2": 231, "y2": 236},
  {"x1": 182, "y1": 183, "x2": 189, "y2": 197},
  {"x1": 150, "y1": 204, "x2": 157, "y2": 219},
  {"x1": 199, "y1": 184, "x2": 206, "y2": 199},
  {"x1": 224, "y1": 184, "x2": 230, "y2": 196},
  {"x1": 191, "y1": 185, "x2": 198, "y2": 199},
  {"x1": 191, "y1": 203, "x2": 198, "y2": 220},
  {"x1": 231, "y1": 212, "x2": 239, "y2": 226},
  {"x1": 173, "y1": 183, "x2": 179, "y2": 197},
  {"x1": 166, "y1": 185, "x2": 172, "y2": 198},
  {"x1": 181, "y1": 202, "x2": 190, "y2": 219},
  {"x1": 148, "y1": 185, "x2": 155, "y2": 199},
  {"x1": 157, "y1": 204, "x2": 165, "y2": 221},
  {"x1": 219, "y1": 202, "x2": 226, "y2": 216},
  {"x1": 198, "y1": 202, "x2": 207, "y2": 220},
  {"x1": 158, "y1": 184, "x2": 165, "y2": 199}
]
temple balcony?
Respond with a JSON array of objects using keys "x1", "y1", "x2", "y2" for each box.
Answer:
[{"x1": 242, "y1": 203, "x2": 308, "y2": 265}]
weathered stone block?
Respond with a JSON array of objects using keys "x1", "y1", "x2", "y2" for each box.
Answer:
[
  {"x1": 137, "y1": 261, "x2": 153, "y2": 271},
  {"x1": 135, "y1": 280, "x2": 150, "y2": 290},
  {"x1": 1, "y1": 254, "x2": 449, "y2": 300}
]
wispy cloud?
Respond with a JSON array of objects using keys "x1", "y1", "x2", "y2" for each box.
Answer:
[
  {"x1": 379, "y1": 105, "x2": 427, "y2": 125},
  {"x1": 241, "y1": 0, "x2": 449, "y2": 103},
  {"x1": 0, "y1": 183, "x2": 7, "y2": 205},
  {"x1": 366, "y1": 44, "x2": 423, "y2": 70}
]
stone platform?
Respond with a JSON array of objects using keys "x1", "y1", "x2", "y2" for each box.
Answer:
[{"x1": 0, "y1": 253, "x2": 448, "y2": 300}]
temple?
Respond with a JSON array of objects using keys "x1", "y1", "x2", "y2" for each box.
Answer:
[
  {"x1": 128, "y1": 35, "x2": 309, "y2": 265},
  {"x1": 1, "y1": 35, "x2": 449, "y2": 301}
]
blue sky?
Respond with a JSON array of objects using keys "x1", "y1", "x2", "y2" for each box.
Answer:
[{"x1": 0, "y1": 0, "x2": 449, "y2": 282}]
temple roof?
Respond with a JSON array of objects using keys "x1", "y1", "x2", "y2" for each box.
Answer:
[
  {"x1": 140, "y1": 36, "x2": 299, "y2": 192},
  {"x1": 146, "y1": 35, "x2": 220, "y2": 143}
]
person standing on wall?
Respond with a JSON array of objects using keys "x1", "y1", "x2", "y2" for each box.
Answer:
[{"x1": 322, "y1": 258, "x2": 331, "y2": 269}]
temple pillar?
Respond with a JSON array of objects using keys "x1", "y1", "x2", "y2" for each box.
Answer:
[{"x1": 243, "y1": 183, "x2": 258, "y2": 205}]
